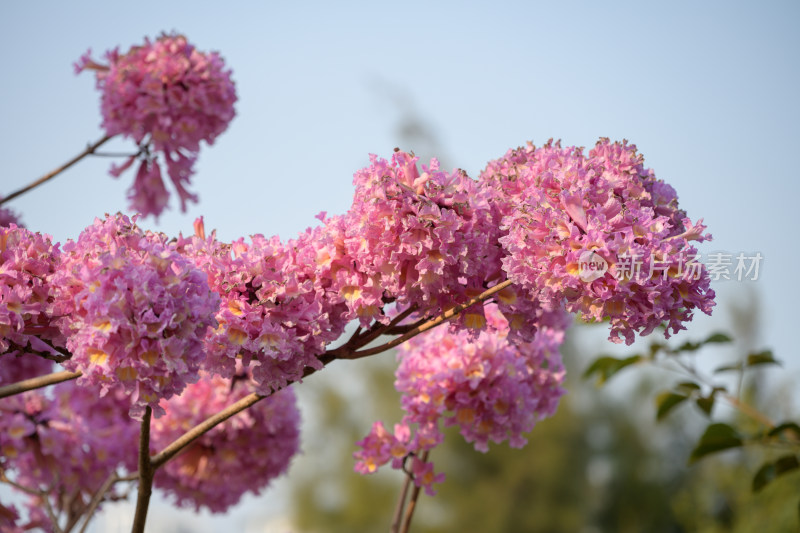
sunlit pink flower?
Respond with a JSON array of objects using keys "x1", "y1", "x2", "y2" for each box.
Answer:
[
  {"x1": 51, "y1": 214, "x2": 219, "y2": 418},
  {"x1": 481, "y1": 138, "x2": 715, "y2": 344}
]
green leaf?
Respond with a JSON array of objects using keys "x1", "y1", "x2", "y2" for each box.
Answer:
[
  {"x1": 689, "y1": 423, "x2": 744, "y2": 464},
  {"x1": 768, "y1": 422, "x2": 800, "y2": 439},
  {"x1": 752, "y1": 455, "x2": 800, "y2": 492},
  {"x1": 753, "y1": 461, "x2": 777, "y2": 492},
  {"x1": 695, "y1": 395, "x2": 715, "y2": 417},
  {"x1": 704, "y1": 332, "x2": 733, "y2": 344},
  {"x1": 655, "y1": 391, "x2": 688, "y2": 421},
  {"x1": 675, "y1": 332, "x2": 733, "y2": 354},
  {"x1": 775, "y1": 455, "x2": 800, "y2": 475},
  {"x1": 746, "y1": 350, "x2": 780, "y2": 368},
  {"x1": 675, "y1": 340, "x2": 701, "y2": 352},
  {"x1": 675, "y1": 381, "x2": 701, "y2": 394},
  {"x1": 582, "y1": 355, "x2": 642, "y2": 386},
  {"x1": 648, "y1": 342, "x2": 665, "y2": 359},
  {"x1": 714, "y1": 362, "x2": 742, "y2": 374}
]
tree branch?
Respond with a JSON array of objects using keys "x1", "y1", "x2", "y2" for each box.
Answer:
[
  {"x1": 398, "y1": 450, "x2": 428, "y2": 533},
  {"x1": 77, "y1": 471, "x2": 121, "y2": 533},
  {"x1": 1, "y1": 135, "x2": 112, "y2": 205},
  {"x1": 341, "y1": 280, "x2": 513, "y2": 359},
  {"x1": 390, "y1": 465, "x2": 414, "y2": 533},
  {"x1": 0, "y1": 370, "x2": 82, "y2": 399},
  {"x1": 131, "y1": 407, "x2": 153, "y2": 533}
]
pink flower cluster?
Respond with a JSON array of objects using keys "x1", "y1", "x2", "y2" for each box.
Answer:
[
  {"x1": 151, "y1": 369, "x2": 300, "y2": 513},
  {"x1": 341, "y1": 151, "x2": 503, "y2": 328},
  {"x1": 0, "y1": 225, "x2": 63, "y2": 380},
  {"x1": 176, "y1": 217, "x2": 351, "y2": 394},
  {"x1": 0, "y1": 378, "x2": 137, "y2": 529},
  {"x1": 354, "y1": 304, "x2": 568, "y2": 494},
  {"x1": 76, "y1": 34, "x2": 237, "y2": 218},
  {"x1": 52, "y1": 214, "x2": 219, "y2": 418},
  {"x1": 481, "y1": 139, "x2": 715, "y2": 344}
]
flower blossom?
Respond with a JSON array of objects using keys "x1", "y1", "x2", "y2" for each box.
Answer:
[
  {"x1": 176, "y1": 217, "x2": 351, "y2": 394},
  {"x1": 151, "y1": 369, "x2": 300, "y2": 513},
  {"x1": 342, "y1": 150, "x2": 503, "y2": 328},
  {"x1": 76, "y1": 34, "x2": 237, "y2": 218},
  {"x1": 355, "y1": 304, "x2": 568, "y2": 494},
  {"x1": 0, "y1": 225, "x2": 63, "y2": 383},
  {"x1": 0, "y1": 378, "x2": 137, "y2": 529},
  {"x1": 51, "y1": 214, "x2": 219, "y2": 418},
  {"x1": 481, "y1": 138, "x2": 715, "y2": 344}
]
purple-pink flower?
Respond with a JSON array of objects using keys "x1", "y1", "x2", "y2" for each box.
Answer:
[
  {"x1": 0, "y1": 225, "x2": 63, "y2": 379},
  {"x1": 151, "y1": 369, "x2": 300, "y2": 513},
  {"x1": 0, "y1": 378, "x2": 137, "y2": 528},
  {"x1": 0, "y1": 199, "x2": 23, "y2": 228},
  {"x1": 342, "y1": 150, "x2": 503, "y2": 328},
  {"x1": 176, "y1": 217, "x2": 351, "y2": 394},
  {"x1": 481, "y1": 138, "x2": 715, "y2": 345},
  {"x1": 355, "y1": 304, "x2": 568, "y2": 494},
  {"x1": 76, "y1": 34, "x2": 237, "y2": 218},
  {"x1": 51, "y1": 214, "x2": 219, "y2": 418}
]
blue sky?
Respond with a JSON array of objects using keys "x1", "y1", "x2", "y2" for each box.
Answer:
[{"x1": 1, "y1": 1, "x2": 799, "y2": 530}]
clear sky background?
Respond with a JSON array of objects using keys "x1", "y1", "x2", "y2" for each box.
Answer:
[{"x1": 1, "y1": 1, "x2": 799, "y2": 531}]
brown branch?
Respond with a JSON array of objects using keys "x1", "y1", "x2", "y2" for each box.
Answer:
[
  {"x1": 131, "y1": 407, "x2": 153, "y2": 533},
  {"x1": 0, "y1": 135, "x2": 112, "y2": 206},
  {"x1": 722, "y1": 393, "x2": 775, "y2": 429},
  {"x1": 386, "y1": 316, "x2": 428, "y2": 336},
  {"x1": 354, "y1": 305, "x2": 419, "y2": 349},
  {"x1": 341, "y1": 280, "x2": 513, "y2": 360},
  {"x1": 150, "y1": 392, "x2": 266, "y2": 469},
  {"x1": 148, "y1": 281, "x2": 514, "y2": 480},
  {"x1": 77, "y1": 471, "x2": 121, "y2": 533},
  {"x1": 399, "y1": 451, "x2": 429, "y2": 533},
  {"x1": 0, "y1": 370, "x2": 82, "y2": 399},
  {"x1": 390, "y1": 465, "x2": 414, "y2": 533}
]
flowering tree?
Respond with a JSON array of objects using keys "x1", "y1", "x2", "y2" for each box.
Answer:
[{"x1": 0, "y1": 34, "x2": 718, "y2": 533}]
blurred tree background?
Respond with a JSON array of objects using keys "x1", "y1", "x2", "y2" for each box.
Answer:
[{"x1": 288, "y1": 321, "x2": 799, "y2": 532}]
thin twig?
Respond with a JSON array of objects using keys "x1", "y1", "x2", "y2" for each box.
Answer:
[
  {"x1": 0, "y1": 470, "x2": 41, "y2": 496},
  {"x1": 131, "y1": 407, "x2": 153, "y2": 533},
  {"x1": 0, "y1": 135, "x2": 112, "y2": 205},
  {"x1": 0, "y1": 371, "x2": 82, "y2": 399},
  {"x1": 399, "y1": 451, "x2": 429, "y2": 533},
  {"x1": 342, "y1": 280, "x2": 513, "y2": 359},
  {"x1": 390, "y1": 465, "x2": 414, "y2": 533},
  {"x1": 77, "y1": 471, "x2": 120, "y2": 533},
  {"x1": 386, "y1": 316, "x2": 428, "y2": 336},
  {"x1": 722, "y1": 393, "x2": 775, "y2": 429},
  {"x1": 358, "y1": 305, "x2": 419, "y2": 348}
]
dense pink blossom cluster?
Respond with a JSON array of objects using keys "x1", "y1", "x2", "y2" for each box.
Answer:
[
  {"x1": 76, "y1": 34, "x2": 237, "y2": 218},
  {"x1": 151, "y1": 369, "x2": 300, "y2": 512},
  {"x1": 354, "y1": 304, "x2": 568, "y2": 494},
  {"x1": 0, "y1": 378, "x2": 136, "y2": 529},
  {"x1": 481, "y1": 139, "x2": 715, "y2": 344},
  {"x1": 176, "y1": 217, "x2": 351, "y2": 393},
  {"x1": 341, "y1": 151, "x2": 503, "y2": 328},
  {"x1": 0, "y1": 225, "x2": 63, "y2": 377},
  {"x1": 51, "y1": 214, "x2": 219, "y2": 418}
]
